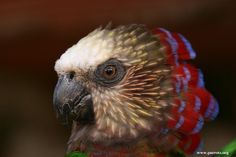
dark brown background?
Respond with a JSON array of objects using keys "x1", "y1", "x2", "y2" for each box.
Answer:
[{"x1": 0, "y1": 0, "x2": 235, "y2": 157}]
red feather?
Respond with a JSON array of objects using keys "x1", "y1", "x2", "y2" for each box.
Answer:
[{"x1": 153, "y1": 27, "x2": 219, "y2": 154}]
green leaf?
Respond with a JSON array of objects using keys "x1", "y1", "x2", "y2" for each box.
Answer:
[
  {"x1": 65, "y1": 151, "x2": 88, "y2": 157},
  {"x1": 167, "y1": 150, "x2": 186, "y2": 157},
  {"x1": 214, "y1": 139, "x2": 236, "y2": 157}
]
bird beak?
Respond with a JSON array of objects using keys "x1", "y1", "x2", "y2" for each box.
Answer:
[{"x1": 53, "y1": 74, "x2": 94, "y2": 125}]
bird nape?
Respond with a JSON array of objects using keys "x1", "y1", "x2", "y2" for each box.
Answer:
[{"x1": 53, "y1": 24, "x2": 219, "y2": 157}]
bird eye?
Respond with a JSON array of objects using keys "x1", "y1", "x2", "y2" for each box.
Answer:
[
  {"x1": 94, "y1": 59, "x2": 126, "y2": 86},
  {"x1": 103, "y1": 65, "x2": 117, "y2": 79}
]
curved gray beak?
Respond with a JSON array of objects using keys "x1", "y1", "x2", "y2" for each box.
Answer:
[{"x1": 53, "y1": 74, "x2": 94, "y2": 125}]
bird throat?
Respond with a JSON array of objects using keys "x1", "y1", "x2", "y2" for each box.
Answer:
[{"x1": 69, "y1": 137, "x2": 167, "y2": 157}]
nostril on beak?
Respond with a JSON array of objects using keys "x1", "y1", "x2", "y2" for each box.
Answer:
[
  {"x1": 68, "y1": 71, "x2": 75, "y2": 81},
  {"x1": 62, "y1": 103, "x2": 71, "y2": 116}
]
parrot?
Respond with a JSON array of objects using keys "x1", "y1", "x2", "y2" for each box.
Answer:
[{"x1": 53, "y1": 24, "x2": 219, "y2": 157}]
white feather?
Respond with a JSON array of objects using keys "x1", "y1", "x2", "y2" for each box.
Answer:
[{"x1": 55, "y1": 29, "x2": 116, "y2": 73}]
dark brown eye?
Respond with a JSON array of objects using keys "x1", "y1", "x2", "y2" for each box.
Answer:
[{"x1": 103, "y1": 65, "x2": 117, "y2": 79}]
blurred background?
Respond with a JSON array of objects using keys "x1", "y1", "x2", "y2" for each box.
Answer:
[{"x1": 0, "y1": 0, "x2": 235, "y2": 157}]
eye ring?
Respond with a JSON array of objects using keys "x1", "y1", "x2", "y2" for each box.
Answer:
[{"x1": 94, "y1": 59, "x2": 126, "y2": 86}]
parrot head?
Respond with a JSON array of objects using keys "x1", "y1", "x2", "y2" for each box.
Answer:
[{"x1": 53, "y1": 24, "x2": 219, "y2": 155}]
